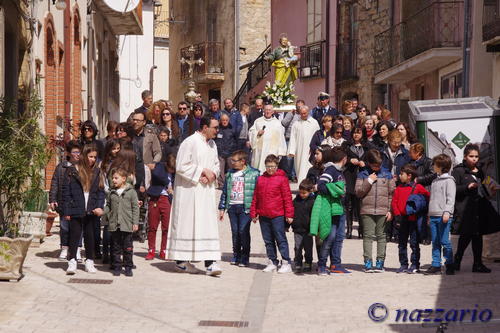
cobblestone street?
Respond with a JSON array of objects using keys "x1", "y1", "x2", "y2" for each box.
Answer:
[{"x1": 2, "y1": 205, "x2": 500, "y2": 333}]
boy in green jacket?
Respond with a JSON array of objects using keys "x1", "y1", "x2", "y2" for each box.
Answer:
[{"x1": 105, "y1": 168, "x2": 140, "y2": 277}]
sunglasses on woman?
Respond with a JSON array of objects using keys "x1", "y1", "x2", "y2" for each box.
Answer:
[{"x1": 162, "y1": 113, "x2": 171, "y2": 116}]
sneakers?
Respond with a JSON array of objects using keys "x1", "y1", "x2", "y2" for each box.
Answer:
[
  {"x1": 206, "y1": 263, "x2": 222, "y2": 276},
  {"x1": 113, "y1": 267, "x2": 121, "y2": 276},
  {"x1": 407, "y1": 265, "x2": 420, "y2": 274},
  {"x1": 58, "y1": 246, "x2": 68, "y2": 261},
  {"x1": 175, "y1": 262, "x2": 189, "y2": 273},
  {"x1": 66, "y1": 258, "x2": 77, "y2": 275},
  {"x1": 445, "y1": 264, "x2": 455, "y2": 275},
  {"x1": 262, "y1": 262, "x2": 277, "y2": 273},
  {"x1": 238, "y1": 259, "x2": 249, "y2": 267},
  {"x1": 396, "y1": 265, "x2": 408, "y2": 273},
  {"x1": 85, "y1": 259, "x2": 97, "y2": 274},
  {"x1": 76, "y1": 247, "x2": 82, "y2": 263},
  {"x1": 159, "y1": 250, "x2": 166, "y2": 260},
  {"x1": 124, "y1": 267, "x2": 133, "y2": 277},
  {"x1": 230, "y1": 256, "x2": 239, "y2": 265},
  {"x1": 373, "y1": 260, "x2": 385, "y2": 273},
  {"x1": 303, "y1": 263, "x2": 312, "y2": 273},
  {"x1": 363, "y1": 259, "x2": 374, "y2": 273},
  {"x1": 294, "y1": 265, "x2": 303, "y2": 273},
  {"x1": 472, "y1": 263, "x2": 491, "y2": 273},
  {"x1": 318, "y1": 266, "x2": 330, "y2": 276},
  {"x1": 278, "y1": 262, "x2": 292, "y2": 274},
  {"x1": 424, "y1": 266, "x2": 441, "y2": 275},
  {"x1": 330, "y1": 265, "x2": 351, "y2": 274},
  {"x1": 145, "y1": 249, "x2": 155, "y2": 260}
]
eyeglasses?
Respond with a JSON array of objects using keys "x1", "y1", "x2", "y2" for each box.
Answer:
[
  {"x1": 178, "y1": 107, "x2": 187, "y2": 110},
  {"x1": 83, "y1": 127, "x2": 93, "y2": 132},
  {"x1": 116, "y1": 129, "x2": 124, "y2": 133},
  {"x1": 335, "y1": 131, "x2": 343, "y2": 134},
  {"x1": 162, "y1": 113, "x2": 171, "y2": 116},
  {"x1": 132, "y1": 118, "x2": 144, "y2": 122},
  {"x1": 265, "y1": 165, "x2": 277, "y2": 169}
]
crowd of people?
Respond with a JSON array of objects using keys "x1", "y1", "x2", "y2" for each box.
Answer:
[{"x1": 47, "y1": 89, "x2": 499, "y2": 277}]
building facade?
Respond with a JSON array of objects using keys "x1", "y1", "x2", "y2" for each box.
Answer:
[
  {"x1": 153, "y1": 0, "x2": 170, "y2": 101},
  {"x1": 169, "y1": 0, "x2": 270, "y2": 104}
]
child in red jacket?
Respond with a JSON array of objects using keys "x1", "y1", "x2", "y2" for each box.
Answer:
[
  {"x1": 251, "y1": 154, "x2": 294, "y2": 274},
  {"x1": 392, "y1": 164, "x2": 430, "y2": 273}
]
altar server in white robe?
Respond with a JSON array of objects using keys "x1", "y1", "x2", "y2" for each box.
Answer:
[
  {"x1": 287, "y1": 105, "x2": 320, "y2": 183},
  {"x1": 166, "y1": 115, "x2": 223, "y2": 276},
  {"x1": 248, "y1": 104, "x2": 287, "y2": 173}
]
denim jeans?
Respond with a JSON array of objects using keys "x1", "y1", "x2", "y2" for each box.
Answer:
[
  {"x1": 398, "y1": 217, "x2": 420, "y2": 267},
  {"x1": 228, "y1": 204, "x2": 251, "y2": 263},
  {"x1": 429, "y1": 216, "x2": 453, "y2": 267},
  {"x1": 318, "y1": 216, "x2": 341, "y2": 268},
  {"x1": 259, "y1": 216, "x2": 291, "y2": 265},
  {"x1": 294, "y1": 232, "x2": 313, "y2": 265},
  {"x1": 329, "y1": 214, "x2": 346, "y2": 265}
]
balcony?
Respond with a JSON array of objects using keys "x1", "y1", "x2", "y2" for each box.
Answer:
[
  {"x1": 299, "y1": 41, "x2": 326, "y2": 80},
  {"x1": 94, "y1": 0, "x2": 143, "y2": 35},
  {"x1": 374, "y1": 1, "x2": 463, "y2": 84},
  {"x1": 483, "y1": 0, "x2": 500, "y2": 51},
  {"x1": 180, "y1": 42, "x2": 224, "y2": 83},
  {"x1": 336, "y1": 40, "x2": 358, "y2": 82}
]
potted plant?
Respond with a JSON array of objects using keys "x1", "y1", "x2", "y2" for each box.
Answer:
[{"x1": 0, "y1": 95, "x2": 51, "y2": 281}]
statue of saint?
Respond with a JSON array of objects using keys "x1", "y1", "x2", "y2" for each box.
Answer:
[{"x1": 265, "y1": 34, "x2": 298, "y2": 87}]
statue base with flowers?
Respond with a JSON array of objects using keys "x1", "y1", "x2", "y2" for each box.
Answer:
[{"x1": 261, "y1": 81, "x2": 297, "y2": 112}]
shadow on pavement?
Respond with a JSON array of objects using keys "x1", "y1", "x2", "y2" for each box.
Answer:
[
  {"x1": 35, "y1": 249, "x2": 59, "y2": 259},
  {"x1": 44, "y1": 261, "x2": 68, "y2": 271}
]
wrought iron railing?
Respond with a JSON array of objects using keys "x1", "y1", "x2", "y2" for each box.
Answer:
[
  {"x1": 483, "y1": 0, "x2": 500, "y2": 42},
  {"x1": 336, "y1": 40, "x2": 357, "y2": 82},
  {"x1": 233, "y1": 44, "x2": 271, "y2": 107},
  {"x1": 374, "y1": 1, "x2": 463, "y2": 74},
  {"x1": 299, "y1": 40, "x2": 326, "y2": 79},
  {"x1": 180, "y1": 42, "x2": 224, "y2": 80}
]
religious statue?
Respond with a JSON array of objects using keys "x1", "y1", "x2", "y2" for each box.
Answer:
[{"x1": 265, "y1": 34, "x2": 298, "y2": 88}]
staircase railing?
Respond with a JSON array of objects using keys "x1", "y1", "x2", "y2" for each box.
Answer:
[{"x1": 233, "y1": 44, "x2": 271, "y2": 107}]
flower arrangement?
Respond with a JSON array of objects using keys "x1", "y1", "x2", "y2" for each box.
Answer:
[{"x1": 261, "y1": 81, "x2": 297, "y2": 106}]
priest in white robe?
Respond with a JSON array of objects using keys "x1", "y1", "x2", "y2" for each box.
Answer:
[
  {"x1": 166, "y1": 116, "x2": 223, "y2": 276},
  {"x1": 248, "y1": 104, "x2": 287, "y2": 173},
  {"x1": 287, "y1": 105, "x2": 320, "y2": 183}
]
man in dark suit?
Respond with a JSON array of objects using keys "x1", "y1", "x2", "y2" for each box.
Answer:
[
  {"x1": 311, "y1": 92, "x2": 339, "y2": 127},
  {"x1": 248, "y1": 98, "x2": 264, "y2": 128}
]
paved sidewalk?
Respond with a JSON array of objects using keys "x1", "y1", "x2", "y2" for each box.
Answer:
[{"x1": 1, "y1": 199, "x2": 500, "y2": 332}]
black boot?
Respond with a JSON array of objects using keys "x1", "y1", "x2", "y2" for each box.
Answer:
[
  {"x1": 102, "y1": 253, "x2": 109, "y2": 264},
  {"x1": 445, "y1": 264, "x2": 455, "y2": 275},
  {"x1": 346, "y1": 221, "x2": 353, "y2": 239},
  {"x1": 472, "y1": 263, "x2": 491, "y2": 273},
  {"x1": 453, "y1": 255, "x2": 461, "y2": 271},
  {"x1": 424, "y1": 266, "x2": 441, "y2": 275}
]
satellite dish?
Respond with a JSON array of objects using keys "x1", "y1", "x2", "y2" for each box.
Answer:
[{"x1": 103, "y1": 0, "x2": 140, "y2": 13}]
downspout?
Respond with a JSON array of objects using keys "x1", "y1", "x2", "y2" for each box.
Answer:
[
  {"x1": 325, "y1": 0, "x2": 330, "y2": 94},
  {"x1": 87, "y1": 4, "x2": 93, "y2": 121},
  {"x1": 234, "y1": 0, "x2": 240, "y2": 99},
  {"x1": 462, "y1": 0, "x2": 471, "y2": 97},
  {"x1": 63, "y1": 0, "x2": 71, "y2": 141}
]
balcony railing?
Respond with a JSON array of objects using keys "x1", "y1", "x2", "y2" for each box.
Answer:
[
  {"x1": 180, "y1": 42, "x2": 224, "y2": 82},
  {"x1": 483, "y1": 0, "x2": 500, "y2": 43},
  {"x1": 299, "y1": 40, "x2": 326, "y2": 79},
  {"x1": 374, "y1": 1, "x2": 463, "y2": 74},
  {"x1": 336, "y1": 40, "x2": 357, "y2": 82}
]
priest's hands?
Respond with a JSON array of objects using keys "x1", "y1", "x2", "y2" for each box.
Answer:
[
  {"x1": 257, "y1": 129, "x2": 265, "y2": 137},
  {"x1": 201, "y1": 168, "x2": 216, "y2": 184}
]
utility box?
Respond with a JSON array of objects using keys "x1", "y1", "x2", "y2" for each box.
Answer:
[{"x1": 409, "y1": 96, "x2": 500, "y2": 259}]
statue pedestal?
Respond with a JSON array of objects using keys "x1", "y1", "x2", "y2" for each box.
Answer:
[{"x1": 273, "y1": 104, "x2": 295, "y2": 112}]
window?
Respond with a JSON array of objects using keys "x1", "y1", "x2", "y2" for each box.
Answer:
[
  {"x1": 307, "y1": 0, "x2": 322, "y2": 44},
  {"x1": 441, "y1": 71, "x2": 463, "y2": 99}
]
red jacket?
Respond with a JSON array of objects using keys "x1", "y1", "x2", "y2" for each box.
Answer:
[
  {"x1": 391, "y1": 182, "x2": 430, "y2": 221},
  {"x1": 250, "y1": 169, "x2": 294, "y2": 219}
]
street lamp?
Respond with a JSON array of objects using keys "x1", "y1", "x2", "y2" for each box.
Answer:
[
  {"x1": 154, "y1": 0, "x2": 162, "y2": 19},
  {"x1": 53, "y1": 0, "x2": 67, "y2": 11}
]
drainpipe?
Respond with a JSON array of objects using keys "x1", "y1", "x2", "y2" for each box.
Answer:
[
  {"x1": 63, "y1": 0, "x2": 71, "y2": 141},
  {"x1": 234, "y1": 0, "x2": 240, "y2": 99},
  {"x1": 462, "y1": 0, "x2": 471, "y2": 97},
  {"x1": 325, "y1": 0, "x2": 330, "y2": 95},
  {"x1": 87, "y1": 5, "x2": 93, "y2": 121}
]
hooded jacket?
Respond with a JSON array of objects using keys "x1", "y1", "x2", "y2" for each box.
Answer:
[
  {"x1": 291, "y1": 193, "x2": 316, "y2": 234},
  {"x1": 79, "y1": 120, "x2": 105, "y2": 160},
  {"x1": 219, "y1": 166, "x2": 260, "y2": 214},
  {"x1": 355, "y1": 166, "x2": 396, "y2": 215},
  {"x1": 310, "y1": 182, "x2": 346, "y2": 240},
  {"x1": 381, "y1": 145, "x2": 411, "y2": 177},
  {"x1": 62, "y1": 165, "x2": 105, "y2": 218},
  {"x1": 250, "y1": 169, "x2": 294, "y2": 219},
  {"x1": 428, "y1": 173, "x2": 456, "y2": 217},
  {"x1": 105, "y1": 183, "x2": 140, "y2": 233}
]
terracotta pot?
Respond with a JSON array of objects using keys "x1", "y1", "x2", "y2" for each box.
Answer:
[{"x1": 0, "y1": 236, "x2": 33, "y2": 281}]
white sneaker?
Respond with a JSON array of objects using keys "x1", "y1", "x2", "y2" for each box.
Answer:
[
  {"x1": 278, "y1": 262, "x2": 292, "y2": 274},
  {"x1": 206, "y1": 263, "x2": 222, "y2": 276},
  {"x1": 76, "y1": 247, "x2": 82, "y2": 263},
  {"x1": 66, "y1": 259, "x2": 77, "y2": 275},
  {"x1": 262, "y1": 263, "x2": 277, "y2": 273},
  {"x1": 58, "y1": 247, "x2": 68, "y2": 261},
  {"x1": 85, "y1": 259, "x2": 97, "y2": 274}
]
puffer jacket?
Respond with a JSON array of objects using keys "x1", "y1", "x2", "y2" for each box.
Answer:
[
  {"x1": 355, "y1": 167, "x2": 396, "y2": 215},
  {"x1": 391, "y1": 182, "x2": 429, "y2": 221},
  {"x1": 219, "y1": 166, "x2": 260, "y2": 214},
  {"x1": 310, "y1": 182, "x2": 346, "y2": 240},
  {"x1": 105, "y1": 184, "x2": 140, "y2": 233},
  {"x1": 250, "y1": 169, "x2": 294, "y2": 219}
]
